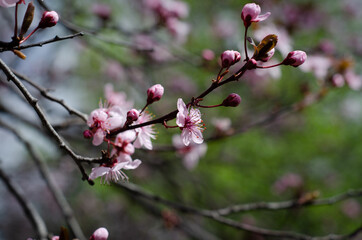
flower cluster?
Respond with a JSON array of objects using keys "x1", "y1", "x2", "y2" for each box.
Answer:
[
  {"x1": 85, "y1": 84, "x2": 160, "y2": 184},
  {"x1": 85, "y1": 2, "x2": 310, "y2": 183}
]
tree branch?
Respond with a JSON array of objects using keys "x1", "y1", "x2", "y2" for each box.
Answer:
[
  {"x1": 0, "y1": 166, "x2": 48, "y2": 240},
  {"x1": 115, "y1": 181, "x2": 362, "y2": 239},
  {"x1": 0, "y1": 57, "x2": 101, "y2": 184},
  {"x1": 0, "y1": 33, "x2": 84, "y2": 52},
  {"x1": 0, "y1": 119, "x2": 86, "y2": 240},
  {"x1": 12, "y1": 69, "x2": 88, "y2": 122}
]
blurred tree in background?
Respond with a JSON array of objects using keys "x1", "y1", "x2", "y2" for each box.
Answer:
[{"x1": 1, "y1": 0, "x2": 362, "y2": 239}]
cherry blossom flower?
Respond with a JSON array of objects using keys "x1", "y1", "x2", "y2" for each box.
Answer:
[
  {"x1": 90, "y1": 227, "x2": 109, "y2": 240},
  {"x1": 89, "y1": 161, "x2": 132, "y2": 184},
  {"x1": 87, "y1": 108, "x2": 125, "y2": 146},
  {"x1": 133, "y1": 112, "x2": 156, "y2": 150},
  {"x1": 176, "y1": 98, "x2": 204, "y2": 146},
  {"x1": 241, "y1": 3, "x2": 271, "y2": 27},
  {"x1": 111, "y1": 131, "x2": 137, "y2": 156},
  {"x1": 173, "y1": 135, "x2": 207, "y2": 170}
]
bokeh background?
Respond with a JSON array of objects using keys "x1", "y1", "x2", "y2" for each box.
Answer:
[{"x1": 1, "y1": 0, "x2": 362, "y2": 239}]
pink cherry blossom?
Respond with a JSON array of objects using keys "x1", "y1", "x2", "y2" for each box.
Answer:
[
  {"x1": 133, "y1": 112, "x2": 156, "y2": 150},
  {"x1": 89, "y1": 161, "x2": 131, "y2": 184},
  {"x1": 90, "y1": 227, "x2": 109, "y2": 240},
  {"x1": 176, "y1": 98, "x2": 204, "y2": 146},
  {"x1": 172, "y1": 135, "x2": 207, "y2": 170},
  {"x1": 87, "y1": 108, "x2": 125, "y2": 146},
  {"x1": 111, "y1": 131, "x2": 137, "y2": 156},
  {"x1": 241, "y1": 3, "x2": 271, "y2": 27}
]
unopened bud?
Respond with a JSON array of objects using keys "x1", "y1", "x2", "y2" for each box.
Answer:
[
  {"x1": 19, "y1": 2, "x2": 35, "y2": 39},
  {"x1": 222, "y1": 93, "x2": 241, "y2": 107},
  {"x1": 282, "y1": 50, "x2": 307, "y2": 67},
  {"x1": 147, "y1": 84, "x2": 164, "y2": 104},
  {"x1": 241, "y1": 3, "x2": 270, "y2": 27},
  {"x1": 260, "y1": 48, "x2": 275, "y2": 62},
  {"x1": 83, "y1": 130, "x2": 93, "y2": 139},
  {"x1": 38, "y1": 11, "x2": 59, "y2": 29},
  {"x1": 221, "y1": 50, "x2": 241, "y2": 68},
  {"x1": 90, "y1": 227, "x2": 109, "y2": 240},
  {"x1": 245, "y1": 59, "x2": 257, "y2": 70},
  {"x1": 127, "y1": 109, "x2": 139, "y2": 122}
]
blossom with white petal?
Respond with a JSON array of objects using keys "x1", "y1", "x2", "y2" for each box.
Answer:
[
  {"x1": 176, "y1": 98, "x2": 204, "y2": 146},
  {"x1": 133, "y1": 112, "x2": 156, "y2": 150},
  {"x1": 172, "y1": 135, "x2": 207, "y2": 170},
  {"x1": 89, "y1": 161, "x2": 131, "y2": 184},
  {"x1": 87, "y1": 108, "x2": 125, "y2": 146}
]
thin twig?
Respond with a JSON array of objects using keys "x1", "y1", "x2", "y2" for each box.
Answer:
[
  {"x1": 0, "y1": 119, "x2": 86, "y2": 240},
  {"x1": 0, "y1": 166, "x2": 48, "y2": 240},
  {"x1": 0, "y1": 32, "x2": 84, "y2": 52},
  {"x1": 12, "y1": 69, "x2": 88, "y2": 122},
  {"x1": 116, "y1": 181, "x2": 362, "y2": 239},
  {"x1": 0, "y1": 57, "x2": 102, "y2": 183}
]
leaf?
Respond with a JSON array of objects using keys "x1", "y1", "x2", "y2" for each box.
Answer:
[
  {"x1": 19, "y1": 2, "x2": 35, "y2": 39},
  {"x1": 252, "y1": 34, "x2": 278, "y2": 61}
]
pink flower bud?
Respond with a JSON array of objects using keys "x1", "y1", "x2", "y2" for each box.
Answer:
[
  {"x1": 127, "y1": 109, "x2": 139, "y2": 122},
  {"x1": 38, "y1": 11, "x2": 59, "y2": 29},
  {"x1": 222, "y1": 93, "x2": 241, "y2": 107},
  {"x1": 241, "y1": 3, "x2": 270, "y2": 27},
  {"x1": 83, "y1": 130, "x2": 93, "y2": 139},
  {"x1": 282, "y1": 50, "x2": 307, "y2": 67},
  {"x1": 89, "y1": 227, "x2": 109, "y2": 240},
  {"x1": 221, "y1": 50, "x2": 241, "y2": 68},
  {"x1": 245, "y1": 58, "x2": 257, "y2": 70},
  {"x1": 147, "y1": 84, "x2": 164, "y2": 104},
  {"x1": 260, "y1": 48, "x2": 275, "y2": 62}
]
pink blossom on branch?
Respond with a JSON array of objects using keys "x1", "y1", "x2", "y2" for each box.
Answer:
[
  {"x1": 176, "y1": 98, "x2": 204, "y2": 146},
  {"x1": 282, "y1": 50, "x2": 307, "y2": 67},
  {"x1": 241, "y1": 3, "x2": 271, "y2": 27},
  {"x1": 221, "y1": 50, "x2": 241, "y2": 68},
  {"x1": 90, "y1": 227, "x2": 109, "y2": 240},
  {"x1": 147, "y1": 84, "x2": 164, "y2": 104},
  {"x1": 38, "y1": 11, "x2": 59, "y2": 29},
  {"x1": 133, "y1": 112, "x2": 156, "y2": 150}
]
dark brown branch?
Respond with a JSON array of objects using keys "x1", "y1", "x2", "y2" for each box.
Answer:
[
  {"x1": 0, "y1": 166, "x2": 48, "y2": 240},
  {"x1": 0, "y1": 32, "x2": 84, "y2": 52},
  {"x1": 0, "y1": 119, "x2": 86, "y2": 240}
]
